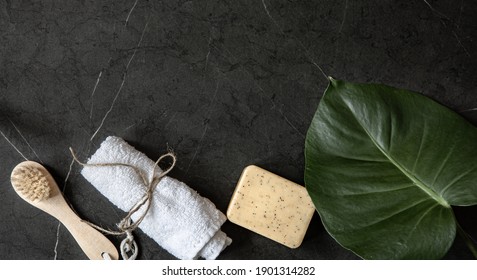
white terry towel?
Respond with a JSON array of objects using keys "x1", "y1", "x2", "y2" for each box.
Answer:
[{"x1": 81, "y1": 136, "x2": 231, "y2": 260}]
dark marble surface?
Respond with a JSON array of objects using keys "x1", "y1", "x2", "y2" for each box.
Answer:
[{"x1": 1, "y1": 0, "x2": 476, "y2": 260}]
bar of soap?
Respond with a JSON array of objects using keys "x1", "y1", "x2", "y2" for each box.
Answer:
[{"x1": 227, "y1": 165, "x2": 315, "y2": 248}]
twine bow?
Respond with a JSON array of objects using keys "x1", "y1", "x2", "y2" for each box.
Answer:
[{"x1": 69, "y1": 148, "x2": 176, "y2": 260}]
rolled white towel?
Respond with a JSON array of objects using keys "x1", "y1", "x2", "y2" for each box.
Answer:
[{"x1": 80, "y1": 136, "x2": 231, "y2": 260}]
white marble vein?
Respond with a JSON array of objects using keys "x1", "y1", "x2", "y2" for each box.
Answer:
[{"x1": 0, "y1": 129, "x2": 28, "y2": 161}]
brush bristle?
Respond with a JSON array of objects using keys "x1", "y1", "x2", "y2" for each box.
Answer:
[{"x1": 11, "y1": 166, "x2": 50, "y2": 202}]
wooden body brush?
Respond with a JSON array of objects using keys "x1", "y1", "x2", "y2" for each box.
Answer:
[{"x1": 10, "y1": 161, "x2": 119, "y2": 260}]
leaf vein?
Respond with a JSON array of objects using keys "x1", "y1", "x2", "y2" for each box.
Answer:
[
  {"x1": 339, "y1": 184, "x2": 414, "y2": 197},
  {"x1": 431, "y1": 143, "x2": 456, "y2": 187},
  {"x1": 440, "y1": 166, "x2": 477, "y2": 197},
  {"x1": 340, "y1": 98, "x2": 450, "y2": 208},
  {"x1": 412, "y1": 122, "x2": 427, "y2": 173},
  {"x1": 350, "y1": 198, "x2": 432, "y2": 230}
]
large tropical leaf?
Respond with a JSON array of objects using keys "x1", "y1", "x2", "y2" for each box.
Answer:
[{"x1": 304, "y1": 78, "x2": 477, "y2": 259}]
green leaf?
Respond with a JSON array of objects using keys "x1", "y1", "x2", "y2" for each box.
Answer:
[{"x1": 304, "y1": 78, "x2": 477, "y2": 259}]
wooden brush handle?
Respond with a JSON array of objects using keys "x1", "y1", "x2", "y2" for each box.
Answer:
[
  {"x1": 58, "y1": 206, "x2": 119, "y2": 260},
  {"x1": 40, "y1": 187, "x2": 119, "y2": 260},
  {"x1": 12, "y1": 161, "x2": 119, "y2": 260}
]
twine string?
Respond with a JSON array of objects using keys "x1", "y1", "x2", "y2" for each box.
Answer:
[{"x1": 69, "y1": 147, "x2": 176, "y2": 260}]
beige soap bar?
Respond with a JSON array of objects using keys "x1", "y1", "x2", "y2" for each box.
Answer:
[{"x1": 227, "y1": 165, "x2": 315, "y2": 248}]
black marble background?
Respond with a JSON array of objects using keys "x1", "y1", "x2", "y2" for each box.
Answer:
[{"x1": 1, "y1": 0, "x2": 476, "y2": 260}]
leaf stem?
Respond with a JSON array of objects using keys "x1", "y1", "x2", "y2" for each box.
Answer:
[{"x1": 456, "y1": 221, "x2": 477, "y2": 259}]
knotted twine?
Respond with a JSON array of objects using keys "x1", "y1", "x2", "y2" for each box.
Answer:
[{"x1": 69, "y1": 147, "x2": 176, "y2": 260}]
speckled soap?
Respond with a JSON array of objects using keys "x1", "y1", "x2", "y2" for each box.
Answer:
[{"x1": 227, "y1": 165, "x2": 315, "y2": 248}]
